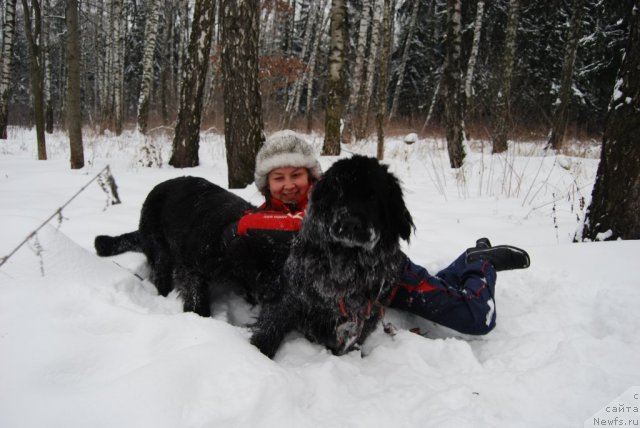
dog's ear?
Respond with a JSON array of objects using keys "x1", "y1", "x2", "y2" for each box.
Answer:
[
  {"x1": 387, "y1": 173, "x2": 414, "y2": 242},
  {"x1": 309, "y1": 168, "x2": 337, "y2": 208},
  {"x1": 309, "y1": 174, "x2": 326, "y2": 205}
]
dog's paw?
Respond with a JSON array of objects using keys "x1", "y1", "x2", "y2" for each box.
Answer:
[{"x1": 250, "y1": 332, "x2": 279, "y2": 359}]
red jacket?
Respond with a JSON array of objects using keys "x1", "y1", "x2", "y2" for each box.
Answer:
[{"x1": 237, "y1": 195, "x2": 308, "y2": 237}]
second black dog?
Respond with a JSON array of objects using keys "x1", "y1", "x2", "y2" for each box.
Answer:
[{"x1": 94, "y1": 176, "x2": 288, "y2": 316}]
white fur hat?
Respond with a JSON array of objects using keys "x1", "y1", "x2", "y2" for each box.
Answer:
[{"x1": 254, "y1": 130, "x2": 322, "y2": 194}]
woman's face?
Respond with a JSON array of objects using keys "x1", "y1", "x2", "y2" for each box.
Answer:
[{"x1": 267, "y1": 167, "x2": 310, "y2": 204}]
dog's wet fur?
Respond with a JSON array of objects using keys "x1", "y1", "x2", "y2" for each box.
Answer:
[
  {"x1": 94, "y1": 176, "x2": 289, "y2": 316},
  {"x1": 251, "y1": 155, "x2": 414, "y2": 357}
]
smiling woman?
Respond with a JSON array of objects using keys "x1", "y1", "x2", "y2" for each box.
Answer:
[
  {"x1": 267, "y1": 167, "x2": 311, "y2": 205},
  {"x1": 253, "y1": 130, "x2": 322, "y2": 206},
  {"x1": 234, "y1": 131, "x2": 322, "y2": 240}
]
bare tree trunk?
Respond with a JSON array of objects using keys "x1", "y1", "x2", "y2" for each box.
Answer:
[
  {"x1": 137, "y1": 0, "x2": 161, "y2": 135},
  {"x1": 464, "y1": 0, "x2": 485, "y2": 102},
  {"x1": 357, "y1": 0, "x2": 383, "y2": 139},
  {"x1": 342, "y1": 0, "x2": 371, "y2": 144},
  {"x1": 96, "y1": 0, "x2": 109, "y2": 129},
  {"x1": 42, "y1": 0, "x2": 52, "y2": 133},
  {"x1": 175, "y1": 0, "x2": 191, "y2": 101},
  {"x1": 22, "y1": 0, "x2": 46, "y2": 160},
  {"x1": 66, "y1": 0, "x2": 84, "y2": 169},
  {"x1": 168, "y1": 0, "x2": 189, "y2": 123},
  {"x1": 323, "y1": 0, "x2": 346, "y2": 156},
  {"x1": 0, "y1": 0, "x2": 17, "y2": 139},
  {"x1": 546, "y1": 0, "x2": 586, "y2": 151},
  {"x1": 443, "y1": 0, "x2": 465, "y2": 168},
  {"x1": 112, "y1": 0, "x2": 125, "y2": 135},
  {"x1": 580, "y1": 4, "x2": 640, "y2": 241},
  {"x1": 283, "y1": 0, "x2": 295, "y2": 55},
  {"x1": 259, "y1": 0, "x2": 273, "y2": 52},
  {"x1": 159, "y1": 1, "x2": 174, "y2": 126},
  {"x1": 388, "y1": 0, "x2": 419, "y2": 121},
  {"x1": 100, "y1": 0, "x2": 124, "y2": 134},
  {"x1": 202, "y1": 0, "x2": 219, "y2": 120},
  {"x1": 305, "y1": 7, "x2": 329, "y2": 133},
  {"x1": 420, "y1": 0, "x2": 441, "y2": 132},
  {"x1": 422, "y1": 67, "x2": 442, "y2": 131},
  {"x1": 102, "y1": 1, "x2": 115, "y2": 130},
  {"x1": 220, "y1": 0, "x2": 264, "y2": 187},
  {"x1": 285, "y1": 0, "x2": 320, "y2": 123},
  {"x1": 170, "y1": 0, "x2": 215, "y2": 168},
  {"x1": 376, "y1": 0, "x2": 391, "y2": 160},
  {"x1": 492, "y1": 0, "x2": 519, "y2": 154},
  {"x1": 265, "y1": 0, "x2": 283, "y2": 56}
]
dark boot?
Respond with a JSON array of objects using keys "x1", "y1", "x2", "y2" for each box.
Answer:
[
  {"x1": 465, "y1": 238, "x2": 530, "y2": 271},
  {"x1": 475, "y1": 237, "x2": 491, "y2": 249}
]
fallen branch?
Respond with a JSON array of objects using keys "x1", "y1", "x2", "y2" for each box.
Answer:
[{"x1": 0, "y1": 165, "x2": 120, "y2": 269}]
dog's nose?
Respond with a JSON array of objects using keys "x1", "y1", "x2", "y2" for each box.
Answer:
[{"x1": 339, "y1": 216, "x2": 363, "y2": 234}]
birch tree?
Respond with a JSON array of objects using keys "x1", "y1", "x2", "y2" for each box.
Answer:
[
  {"x1": 581, "y1": 3, "x2": 640, "y2": 241},
  {"x1": 388, "y1": 0, "x2": 419, "y2": 121},
  {"x1": 260, "y1": 0, "x2": 286, "y2": 55},
  {"x1": 22, "y1": 0, "x2": 46, "y2": 160},
  {"x1": 357, "y1": 0, "x2": 383, "y2": 139},
  {"x1": 100, "y1": 0, "x2": 125, "y2": 134},
  {"x1": 94, "y1": 1, "x2": 108, "y2": 128},
  {"x1": 305, "y1": 7, "x2": 329, "y2": 133},
  {"x1": 99, "y1": 2, "x2": 111, "y2": 129},
  {"x1": 285, "y1": 1, "x2": 321, "y2": 123},
  {"x1": 175, "y1": 0, "x2": 191, "y2": 103},
  {"x1": 42, "y1": 0, "x2": 52, "y2": 133},
  {"x1": 66, "y1": 0, "x2": 83, "y2": 169},
  {"x1": 443, "y1": 0, "x2": 465, "y2": 168},
  {"x1": 342, "y1": 0, "x2": 371, "y2": 144},
  {"x1": 158, "y1": 1, "x2": 175, "y2": 125},
  {"x1": 137, "y1": 0, "x2": 161, "y2": 135},
  {"x1": 492, "y1": 0, "x2": 520, "y2": 154},
  {"x1": 0, "y1": 0, "x2": 16, "y2": 139},
  {"x1": 323, "y1": 0, "x2": 347, "y2": 156},
  {"x1": 546, "y1": 0, "x2": 586, "y2": 151},
  {"x1": 169, "y1": 0, "x2": 215, "y2": 168},
  {"x1": 283, "y1": 0, "x2": 295, "y2": 55},
  {"x1": 112, "y1": 0, "x2": 125, "y2": 135},
  {"x1": 220, "y1": 0, "x2": 264, "y2": 188},
  {"x1": 420, "y1": 0, "x2": 442, "y2": 131},
  {"x1": 376, "y1": 0, "x2": 391, "y2": 160},
  {"x1": 464, "y1": 0, "x2": 485, "y2": 103},
  {"x1": 162, "y1": 0, "x2": 190, "y2": 122}
]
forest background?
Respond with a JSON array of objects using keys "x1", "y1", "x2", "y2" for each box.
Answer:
[
  {"x1": 1, "y1": 0, "x2": 630, "y2": 142},
  {"x1": 0, "y1": 0, "x2": 638, "y2": 241}
]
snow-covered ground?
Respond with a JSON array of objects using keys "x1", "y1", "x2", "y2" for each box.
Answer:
[{"x1": 1, "y1": 128, "x2": 638, "y2": 428}]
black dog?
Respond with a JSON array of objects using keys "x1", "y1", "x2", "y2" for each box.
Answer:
[
  {"x1": 94, "y1": 176, "x2": 289, "y2": 316},
  {"x1": 251, "y1": 155, "x2": 414, "y2": 358}
]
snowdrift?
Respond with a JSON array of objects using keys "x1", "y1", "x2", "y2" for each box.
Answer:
[{"x1": 1, "y1": 129, "x2": 638, "y2": 428}]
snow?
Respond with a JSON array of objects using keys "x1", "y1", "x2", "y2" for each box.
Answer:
[
  {"x1": 595, "y1": 229, "x2": 614, "y2": 241},
  {"x1": 404, "y1": 132, "x2": 418, "y2": 144},
  {"x1": 612, "y1": 78, "x2": 624, "y2": 101},
  {"x1": 1, "y1": 128, "x2": 639, "y2": 428}
]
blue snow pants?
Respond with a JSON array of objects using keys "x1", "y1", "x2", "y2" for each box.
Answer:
[{"x1": 388, "y1": 253, "x2": 497, "y2": 335}]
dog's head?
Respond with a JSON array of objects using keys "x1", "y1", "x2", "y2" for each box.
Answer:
[{"x1": 305, "y1": 155, "x2": 414, "y2": 251}]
